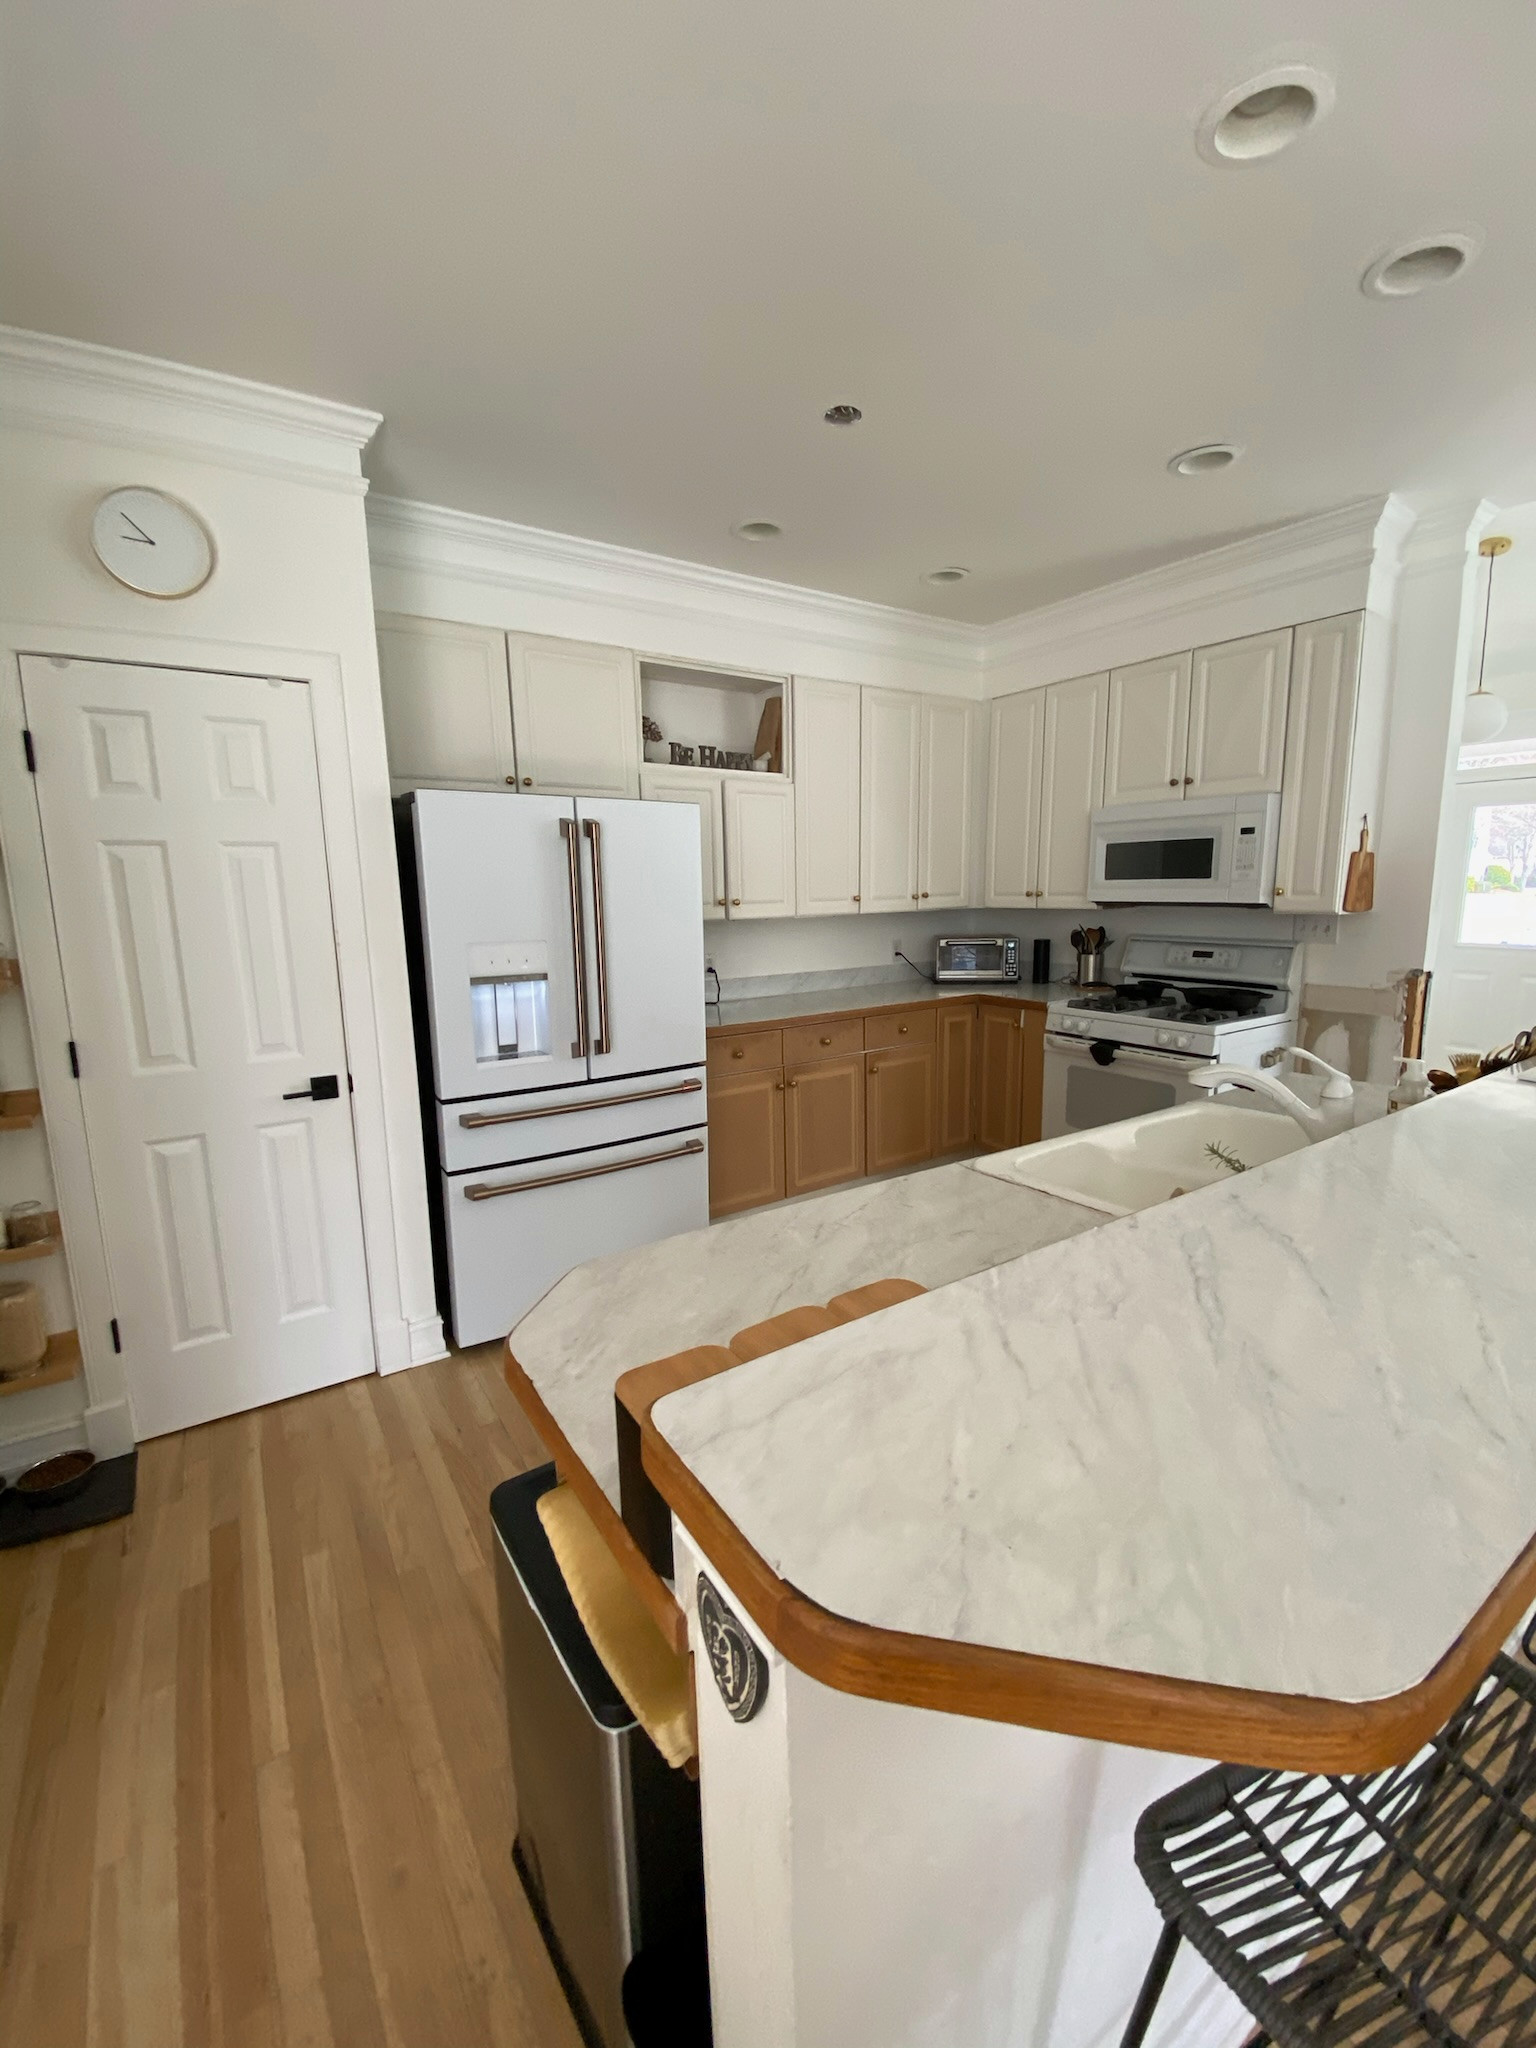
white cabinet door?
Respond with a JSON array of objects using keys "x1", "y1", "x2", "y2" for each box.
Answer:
[
  {"x1": 917, "y1": 698, "x2": 974, "y2": 909},
  {"x1": 1187, "y1": 628, "x2": 1292, "y2": 797},
  {"x1": 376, "y1": 613, "x2": 516, "y2": 789},
  {"x1": 1037, "y1": 671, "x2": 1109, "y2": 908},
  {"x1": 641, "y1": 766, "x2": 727, "y2": 920},
  {"x1": 507, "y1": 632, "x2": 640, "y2": 797},
  {"x1": 859, "y1": 689, "x2": 922, "y2": 913},
  {"x1": 985, "y1": 690, "x2": 1046, "y2": 906},
  {"x1": 1104, "y1": 652, "x2": 1191, "y2": 805},
  {"x1": 793, "y1": 677, "x2": 862, "y2": 915},
  {"x1": 1273, "y1": 613, "x2": 1364, "y2": 912},
  {"x1": 723, "y1": 777, "x2": 796, "y2": 918},
  {"x1": 20, "y1": 657, "x2": 375, "y2": 1439}
]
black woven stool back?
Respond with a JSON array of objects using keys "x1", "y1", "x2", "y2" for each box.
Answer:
[{"x1": 1127, "y1": 1654, "x2": 1536, "y2": 2048}]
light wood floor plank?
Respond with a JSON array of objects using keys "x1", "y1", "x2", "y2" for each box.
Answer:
[{"x1": 0, "y1": 1355, "x2": 581, "y2": 2048}]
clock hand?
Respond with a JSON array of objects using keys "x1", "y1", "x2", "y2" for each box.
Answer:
[{"x1": 119, "y1": 514, "x2": 156, "y2": 544}]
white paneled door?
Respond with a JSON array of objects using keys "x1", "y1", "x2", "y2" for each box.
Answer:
[{"x1": 20, "y1": 657, "x2": 374, "y2": 1438}]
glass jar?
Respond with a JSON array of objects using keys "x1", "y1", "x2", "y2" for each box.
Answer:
[
  {"x1": 0, "y1": 1280, "x2": 46, "y2": 1379},
  {"x1": 5, "y1": 1199, "x2": 49, "y2": 1249}
]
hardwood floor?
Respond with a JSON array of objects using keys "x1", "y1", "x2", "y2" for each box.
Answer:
[{"x1": 0, "y1": 1350, "x2": 584, "y2": 2048}]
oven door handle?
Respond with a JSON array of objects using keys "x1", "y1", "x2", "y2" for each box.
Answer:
[{"x1": 1045, "y1": 1034, "x2": 1201, "y2": 1072}]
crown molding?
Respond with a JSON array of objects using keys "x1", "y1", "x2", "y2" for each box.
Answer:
[
  {"x1": 983, "y1": 497, "x2": 1399, "y2": 691},
  {"x1": 0, "y1": 326, "x2": 381, "y2": 485},
  {"x1": 366, "y1": 495, "x2": 988, "y2": 692}
]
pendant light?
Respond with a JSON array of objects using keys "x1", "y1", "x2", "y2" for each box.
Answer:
[{"x1": 1464, "y1": 535, "x2": 1512, "y2": 746}]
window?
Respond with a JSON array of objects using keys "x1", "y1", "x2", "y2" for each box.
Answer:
[{"x1": 1457, "y1": 801, "x2": 1536, "y2": 948}]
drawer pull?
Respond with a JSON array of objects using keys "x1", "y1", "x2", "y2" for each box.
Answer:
[
  {"x1": 732, "y1": 1047, "x2": 744, "y2": 1059},
  {"x1": 459, "y1": 1077, "x2": 702, "y2": 1127},
  {"x1": 819, "y1": 1035, "x2": 832, "y2": 1046},
  {"x1": 465, "y1": 1137, "x2": 704, "y2": 1200}
]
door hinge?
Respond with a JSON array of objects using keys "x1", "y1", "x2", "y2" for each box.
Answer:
[
  {"x1": 109, "y1": 1317, "x2": 122, "y2": 1354},
  {"x1": 67, "y1": 1040, "x2": 80, "y2": 1079},
  {"x1": 22, "y1": 729, "x2": 36, "y2": 774}
]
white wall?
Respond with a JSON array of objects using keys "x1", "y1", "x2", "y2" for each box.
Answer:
[{"x1": 0, "y1": 328, "x2": 443, "y2": 1460}]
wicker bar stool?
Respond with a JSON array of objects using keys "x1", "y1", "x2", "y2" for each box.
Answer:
[{"x1": 1119, "y1": 1651, "x2": 1536, "y2": 2048}]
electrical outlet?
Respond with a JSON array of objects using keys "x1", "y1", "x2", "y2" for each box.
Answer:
[
  {"x1": 892, "y1": 938, "x2": 904, "y2": 959},
  {"x1": 1292, "y1": 915, "x2": 1338, "y2": 944}
]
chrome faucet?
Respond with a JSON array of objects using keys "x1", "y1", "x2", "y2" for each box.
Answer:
[{"x1": 1188, "y1": 1047, "x2": 1354, "y2": 1140}]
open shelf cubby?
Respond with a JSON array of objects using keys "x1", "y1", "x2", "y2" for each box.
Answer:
[
  {"x1": 0, "y1": 1090, "x2": 42, "y2": 1131},
  {"x1": 638, "y1": 660, "x2": 787, "y2": 777},
  {"x1": 0, "y1": 1327, "x2": 81, "y2": 1400}
]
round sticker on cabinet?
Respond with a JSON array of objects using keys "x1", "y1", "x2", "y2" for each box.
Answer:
[{"x1": 696, "y1": 1574, "x2": 767, "y2": 1723}]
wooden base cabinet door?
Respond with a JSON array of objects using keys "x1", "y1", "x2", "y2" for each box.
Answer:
[
  {"x1": 975, "y1": 1006, "x2": 1023, "y2": 1152},
  {"x1": 936, "y1": 1002, "x2": 977, "y2": 1152},
  {"x1": 708, "y1": 1070, "x2": 785, "y2": 1216},
  {"x1": 784, "y1": 1057, "x2": 865, "y2": 1196},
  {"x1": 866, "y1": 1046, "x2": 936, "y2": 1174},
  {"x1": 1019, "y1": 1006, "x2": 1046, "y2": 1148}
]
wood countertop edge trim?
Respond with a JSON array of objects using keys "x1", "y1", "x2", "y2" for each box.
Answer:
[
  {"x1": 706, "y1": 989, "x2": 1048, "y2": 1036},
  {"x1": 502, "y1": 1343, "x2": 689, "y2": 1658},
  {"x1": 632, "y1": 1374, "x2": 1536, "y2": 1772}
]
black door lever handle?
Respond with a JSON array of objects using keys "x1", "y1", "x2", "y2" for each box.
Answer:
[{"x1": 283, "y1": 1074, "x2": 340, "y2": 1101}]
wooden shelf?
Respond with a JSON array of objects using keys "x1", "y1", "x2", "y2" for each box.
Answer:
[
  {"x1": 0, "y1": 957, "x2": 20, "y2": 994},
  {"x1": 0, "y1": 1212, "x2": 61, "y2": 1266},
  {"x1": 0, "y1": 1328, "x2": 81, "y2": 1400},
  {"x1": 0, "y1": 1090, "x2": 41, "y2": 1131}
]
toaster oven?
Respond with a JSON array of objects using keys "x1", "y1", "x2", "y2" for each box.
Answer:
[{"x1": 933, "y1": 935, "x2": 1020, "y2": 983}]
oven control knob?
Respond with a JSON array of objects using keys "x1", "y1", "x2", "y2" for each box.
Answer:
[
  {"x1": 1155, "y1": 1029, "x2": 1171, "y2": 1046},
  {"x1": 1174, "y1": 1032, "x2": 1191, "y2": 1050}
]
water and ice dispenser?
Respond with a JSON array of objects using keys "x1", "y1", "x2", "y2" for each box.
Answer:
[{"x1": 468, "y1": 943, "x2": 551, "y2": 1065}]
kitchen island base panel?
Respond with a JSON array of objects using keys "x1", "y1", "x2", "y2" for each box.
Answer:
[{"x1": 675, "y1": 1527, "x2": 1249, "y2": 2048}]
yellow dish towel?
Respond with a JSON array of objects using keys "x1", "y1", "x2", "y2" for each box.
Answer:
[{"x1": 536, "y1": 1484, "x2": 695, "y2": 1769}]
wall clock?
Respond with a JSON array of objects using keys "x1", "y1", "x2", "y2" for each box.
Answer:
[{"x1": 91, "y1": 488, "x2": 215, "y2": 598}]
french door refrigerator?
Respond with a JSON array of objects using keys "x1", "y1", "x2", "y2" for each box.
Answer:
[{"x1": 401, "y1": 789, "x2": 709, "y2": 1346}]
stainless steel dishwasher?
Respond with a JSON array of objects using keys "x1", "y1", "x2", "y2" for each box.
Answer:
[{"x1": 491, "y1": 1464, "x2": 706, "y2": 2048}]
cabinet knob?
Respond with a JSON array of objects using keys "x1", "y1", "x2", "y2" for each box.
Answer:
[
  {"x1": 774, "y1": 1080, "x2": 785, "y2": 1091},
  {"x1": 787, "y1": 1078, "x2": 798, "y2": 1088},
  {"x1": 1274, "y1": 885, "x2": 1286, "y2": 897},
  {"x1": 921, "y1": 891, "x2": 930, "y2": 899},
  {"x1": 716, "y1": 896, "x2": 726, "y2": 906},
  {"x1": 852, "y1": 894, "x2": 860, "y2": 903},
  {"x1": 869, "y1": 1064, "x2": 880, "y2": 1075},
  {"x1": 505, "y1": 775, "x2": 516, "y2": 786},
  {"x1": 898, "y1": 1024, "x2": 909, "y2": 1034},
  {"x1": 1183, "y1": 775, "x2": 1194, "y2": 785},
  {"x1": 732, "y1": 1047, "x2": 744, "y2": 1059},
  {"x1": 731, "y1": 897, "x2": 742, "y2": 906},
  {"x1": 911, "y1": 893, "x2": 919, "y2": 902},
  {"x1": 819, "y1": 1035, "x2": 831, "y2": 1046},
  {"x1": 1168, "y1": 777, "x2": 1179, "y2": 788},
  {"x1": 522, "y1": 777, "x2": 533, "y2": 788}
]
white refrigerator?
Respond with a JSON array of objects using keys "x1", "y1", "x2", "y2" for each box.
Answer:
[{"x1": 403, "y1": 789, "x2": 709, "y2": 1346}]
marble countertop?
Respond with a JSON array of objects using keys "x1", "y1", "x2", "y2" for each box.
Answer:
[
  {"x1": 707, "y1": 978, "x2": 1060, "y2": 1030},
  {"x1": 509, "y1": 1162, "x2": 1101, "y2": 1508},
  {"x1": 653, "y1": 1073, "x2": 1536, "y2": 1709}
]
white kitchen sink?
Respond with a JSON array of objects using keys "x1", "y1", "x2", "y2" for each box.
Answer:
[{"x1": 972, "y1": 1102, "x2": 1308, "y2": 1216}]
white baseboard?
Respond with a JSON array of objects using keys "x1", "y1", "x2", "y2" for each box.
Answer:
[
  {"x1": 407, "y1": 1313, "x2": 448, "y2": 1368},
  {"x1": 0, "y1": 1416, "x2": 91, "y2": 1480},
  {"x1": 374, "y1": 1311, "x2": 449, "y2": 1375},
  {"x1": 85, "y1": 1396, "x2": 136, "y2": 1460}
]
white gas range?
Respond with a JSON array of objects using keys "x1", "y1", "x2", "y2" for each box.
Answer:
[{"x1": 1042, "y1": 936, "x2": 1299, "y2": 1139}]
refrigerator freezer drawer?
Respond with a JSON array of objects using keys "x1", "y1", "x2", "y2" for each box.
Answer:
[
  {"x1": 444, "y1": 1129, "x2": 711, "y2": 1346},
  {"x1": 439, "y1": 1066, "x2": 707, "y2": 1173}
]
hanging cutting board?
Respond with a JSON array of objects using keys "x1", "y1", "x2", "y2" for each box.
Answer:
[{"x1": 1342, "y1": 819, "x2": 1375, "y2": 912}]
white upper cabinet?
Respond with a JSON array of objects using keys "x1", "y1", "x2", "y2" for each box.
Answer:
[
  {"x1": 793, "y1": 677, "x2": 862, "y2": 915},
  {"x1": 507, "y1": 632, "x2": 641, "y2": 797},
  {"x1": 1037, "y1": 672, "x2": 1109, "y2": 907},
  {"x1": 985, "y1": 689, "x2": 1046, "y2": 906},
  {"x1": 1187, "y1": 627, "x2": 1292, "y2": 797},
  {"x1": 640, "y1": 765, "x2": 727, "y2": 920},
  {"x1": 1104, "y1": 652, "x2": 1191, "y2": 806},
  {"x1": 917, "y1": 698, "x2": 974, "y2": 909},
  {"x1": 376, "y1": 614, "x2": 517, "y2": 790},
  {"x1": 723, "y1": 777, "x2": 796, "y2": 918},
  {"x1": 859, "y1": 689, "x2": 923, "y2": 913},
  {"x1": 1273, "y1": 613, "x2": 1365, "y2": 912}
]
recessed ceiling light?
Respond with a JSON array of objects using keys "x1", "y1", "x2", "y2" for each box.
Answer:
[
  {"x1": 731, "y1": 520, "x2": 782, "y2": 540},
  {"x1": 1361, "y1": 233, "x2": 1480, "y2": 299},
  {"x1": 1168, "y1": 443, "x2": 1242, "y2": 477},
  {"x1": 1195, "y1": 65, "x2": 1333, "y2": 166},
  {"x1": 924, "y1": 566, "x2": 971, "y2": 584},
  {"x1": 824, "y1": 403, "x2": 863, "y2": 426}
]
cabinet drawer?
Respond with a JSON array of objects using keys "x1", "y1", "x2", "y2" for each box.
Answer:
[
  {"x1": 783, "y1": 1017, "x2": 864, "y2": 1065},
  {"x1": 708, "y1": 1029, "x2": 784, "y2": 1076},
  {"x1": 863, "y1": 1007, "x2": 936, "y2": 1051}
]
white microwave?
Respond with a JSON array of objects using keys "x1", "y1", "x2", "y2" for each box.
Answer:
[{"x1": 1089, "y1": 792, "x2": 1282, "y2": 905}]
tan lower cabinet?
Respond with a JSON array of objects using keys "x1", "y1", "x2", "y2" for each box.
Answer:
[
  {"x1": 866, "y1": 1044, "x2": 936, "y2": 1175},
  {"x1": 784, "y1": 1057, "x2": 865, "y2": 1196},
  {"x1": 936, "y1": 1001, "x2": 977, "y2": 1153},
  {"x1": 976, "y1": 1002, "x2": 1046, "y2": 1151},
  {"x1": 707, "y1": 1067, "x2": 786, "y2": 1216}
]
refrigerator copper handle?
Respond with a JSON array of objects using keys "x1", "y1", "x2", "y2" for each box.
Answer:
[
  {"x1": 464, "y1": 1136, "x2": 704, "y2": 1201},
  {"x1": 560, "y1": 816, "x2": 589, "y2": 1058},
  {"x1": 458, "y1": 1078, "x2": 702, "y2": 1127},
  {"x1": 582, "y1": 817, "x2": 612, "y2": 1057}
]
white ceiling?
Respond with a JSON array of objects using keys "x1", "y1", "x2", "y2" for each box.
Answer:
[{"x1": 5, "y1": 2, "x2": 1536, "y2": 623}]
